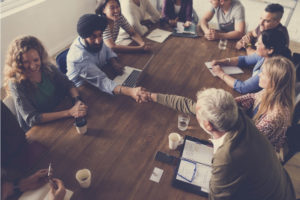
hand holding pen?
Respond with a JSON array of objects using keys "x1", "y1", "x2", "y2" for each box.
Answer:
[{"x1": 48, "y1": 163, "x2": 58, "y2": 190}]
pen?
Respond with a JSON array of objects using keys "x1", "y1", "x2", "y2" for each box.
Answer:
[
  {"x1": 48, "y1": 163, "x2": 58, "y2": 190},
  {"x1": 150, "y1": 35, "x2": 160, "y2": 38}
]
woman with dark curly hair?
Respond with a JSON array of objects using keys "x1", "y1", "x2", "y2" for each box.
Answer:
[
  {"x1": 211, "y1": 28, "x2": 291, "y2": 94},
  {"x1": 4, "y1": 35, "x2": 87, "y2": 131}
]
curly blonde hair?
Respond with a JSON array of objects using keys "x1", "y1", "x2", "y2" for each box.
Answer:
[{"x1": 4, "y1": 35, "x2": 53, "y2": 94}]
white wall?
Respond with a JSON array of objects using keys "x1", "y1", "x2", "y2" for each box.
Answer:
[{"x1": 0, "y1": 0, "x2": 96, "y2": 86}]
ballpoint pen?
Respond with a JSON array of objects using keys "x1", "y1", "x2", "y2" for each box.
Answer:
[{"x1": 48, "y1": 163, "x2": 58, "y2": 190}]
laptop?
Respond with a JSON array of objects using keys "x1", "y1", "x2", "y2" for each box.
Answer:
[{"x1": 113, "y1": 54, "x2": 154, "y2": 87}]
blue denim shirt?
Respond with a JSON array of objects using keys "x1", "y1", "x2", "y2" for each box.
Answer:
[
  {"x1": 67, "y1": 37, "x2": 118, "y2": 95},
  {"x1": 234, "y1": 53, "x2": 264, "y2": 94}
]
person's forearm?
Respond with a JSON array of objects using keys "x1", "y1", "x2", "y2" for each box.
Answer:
[
  {"x1": 200, "y1": 19, "x2": 210, "y2": 34},
  {"x1": 111, "y1": 44, "x2": 144, "y2": 53},
  {"x1": 218, "y1": 73, "x2": 235, "y2": 88},
  {"x1": 69, "y1": 87, "x2": 80, "y2": 99},
  {"x1": 113, "y1": 85, "x2": 132, "y2": 97},
  {"x1": 40, "y1": 110, "x2": 71, "y2": 123},
  {"x1": 131, "y1": 32, "x2": 144, "y2": 46},
  {"x1": 216, "y1": 57, "x2": 239, "y2": 66},
  {"x1": 218, "y1": 31, "x2": 244, "y2": 40}
]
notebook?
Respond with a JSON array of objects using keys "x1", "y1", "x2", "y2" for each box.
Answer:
[
  {"x1": 113, "y1": 54, "x2": 154, "y2": 87},
  {"x1": 205, "y1": 61, "x2": 244, "y2": 76},
  {"x1": 146, "y1": 29, "x2": 172, "y2": 43},
  {"x1": 172, "y1": 136, "x2": 213, "y2": 196},
  {"x1": 19, "y1": 183, "x2": 73, "y2": 200}
]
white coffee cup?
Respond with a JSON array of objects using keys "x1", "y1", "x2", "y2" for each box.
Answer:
[
  {"x1": 75, "y1": 169, "x2": 91, "y2": 188},
  {"x1": 168, "y1": 132, "x2": 184, "y2": 150}
]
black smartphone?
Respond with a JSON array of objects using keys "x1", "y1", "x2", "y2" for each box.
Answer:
[{"x1": 155, "y1": 151, "x2": 178, "y2": 165}]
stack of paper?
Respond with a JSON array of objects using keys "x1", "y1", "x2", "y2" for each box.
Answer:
[
  {"x1": 205, "y1": 61, "x2": 244, "y2": 77},
  {"x1": 146, "y1": 29, "x2": 172, "y2": 43}
]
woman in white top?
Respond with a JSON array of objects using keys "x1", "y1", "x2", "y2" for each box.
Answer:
[
  {"x1": 120, "y1": 0, "x2": 161, "y2": 36},
  {"x1": 96, "y1": 0, "x2": 150, "y2": 53}
]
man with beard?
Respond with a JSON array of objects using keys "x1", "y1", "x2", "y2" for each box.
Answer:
[
  {"x1": 235, "y1": 3, "x2": 289, "y2": 55},
  {"x1": 67, "y1": 14, "x2": 145, "y2": 102}
]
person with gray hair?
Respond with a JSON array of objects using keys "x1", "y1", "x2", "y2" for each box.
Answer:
[{"x1": 144, "y1": 88, "x2": 296, "y2": 199}]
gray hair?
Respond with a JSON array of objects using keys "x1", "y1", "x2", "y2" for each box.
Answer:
[{"x1": 196, "y1": 88, "x2": 238, "y2": 132}]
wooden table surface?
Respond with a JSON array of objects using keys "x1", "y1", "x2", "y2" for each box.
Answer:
[{"x1": 25, "y1": 28, "x2": 250, "y2": 200}]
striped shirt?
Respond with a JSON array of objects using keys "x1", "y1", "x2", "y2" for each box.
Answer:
[{"x1": 103, "y1": 14, "x2": 132, "y2": 42}]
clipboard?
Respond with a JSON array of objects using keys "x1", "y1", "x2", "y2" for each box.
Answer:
[{"x1": 172, "y1": 135, "x2": 213, "y2": 197}]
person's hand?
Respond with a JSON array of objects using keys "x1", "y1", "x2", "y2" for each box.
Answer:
[
  {"x1": 183, "y1": 21, "x2": 192, "y2": 28},
  {"x1": 168, "y1": 19, "x2": 177, "y2": 27},
  {"x1": 241, "y1": 35, "x2": 251, "y2": 46},
  {"x1": 212, "y1": 65, "x2": 225, "y2": 77},
  {"x1": 69, "y1": 101, "x2": 88, "y2": 118},
  {"x1": 211, "y1": 59, "x2": 223, "y2": 66},
  {"x1": 235, "y1": 39, "x2": 244, "y2": 50},
  {"x1": 204, "y1": 29, "x2": 215, "y2": 40},
  {"x1": 18, "y1": 169, "x2": 49, "y2": 192},
  {"x1": 129, "y1": 87, "x2": 149, "y2": 103},
  {"x1": 50, "y1": 179, "x2": 66, "y2": 200},
  {"x1": 141, "y1": 42, "x2": 151, "y2": 51}
]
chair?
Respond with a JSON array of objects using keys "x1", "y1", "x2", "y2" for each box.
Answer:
[
  {"x1": 55, "y1": 48, "x2": 69, "y2": 74},
  {"x1": 3, "y1": 95, "x2": 16, "y2": 116},
  {"x1": 284, "y1": 152, "x2": 300, "y2": 199}
]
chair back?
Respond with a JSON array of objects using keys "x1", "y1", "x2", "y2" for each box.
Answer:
[
  {"x1": 3, "y1": 95, "x2": 17, "y2": 116},
  {"x1": 56, "y1": 48, "x2": 69, "y2": 74}
]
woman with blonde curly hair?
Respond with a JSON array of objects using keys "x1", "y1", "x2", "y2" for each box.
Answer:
[{"x1": 4, "y1": 35, "x2": 88, "y2": 131}]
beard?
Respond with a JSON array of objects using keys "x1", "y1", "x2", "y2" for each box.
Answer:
[{"x1": 85, "y1": 41, "x2": 103, "y2": 53}]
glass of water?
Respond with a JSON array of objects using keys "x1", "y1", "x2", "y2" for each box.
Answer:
[
  {"x1": 178, "y1": 113, "x2": 190, "y2": 131},
  {"x1": 218, "y1": 39, "x2": 228, "y2": 50}
]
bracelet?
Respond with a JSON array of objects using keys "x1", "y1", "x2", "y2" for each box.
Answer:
[
  {"x1": 226, "y1": 57, "x2": 231, "y2": 64},
  {"x1": 149, "y1": 92, "x2": 152, "y2": 102}
]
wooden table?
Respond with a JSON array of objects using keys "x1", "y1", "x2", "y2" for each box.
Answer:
[{"x1": 25, "y1": 29, "x2": 250, "y2": 200}]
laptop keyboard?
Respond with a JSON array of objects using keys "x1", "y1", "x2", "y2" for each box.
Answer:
[{"x1": 122, "y1": 70, "x2": 141, "y2": 87}]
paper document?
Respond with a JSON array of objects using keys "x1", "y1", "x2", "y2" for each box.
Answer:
[
  {"x1": 19, "y1": 183, "x2": 73, "y2": 200},
  {"x1": 146, "y1": 29, "x2": 172, "y2": 43},
  {"x1": 149, "y1": 167, "x2": 164, "y2": 183},
  {"x1": 176, "y1": 22, "x2": 196, "y2": 34},
  {"x1": 176, "y1": 161, "x2": 212, "y2": 191},
  {"x1": 205, "y1": 61, "x2": 244, "y2": 77},
  {"x1": 182, "y1": 140, "x2": 213, "y2": 166},
  {"x1": 174, "y1": 137, "x2": 213, "y2": 193}
]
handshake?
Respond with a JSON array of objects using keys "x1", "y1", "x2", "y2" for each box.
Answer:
[{"x1": 132, "y1": 87, "x2": 156, "y2": 103}]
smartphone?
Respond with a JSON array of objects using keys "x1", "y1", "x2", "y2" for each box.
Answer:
[{"x1": 155, "y1": 151, "x2": 178, "y2": 165}]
